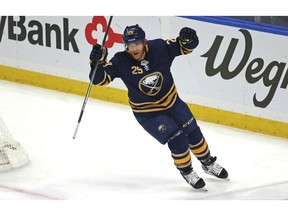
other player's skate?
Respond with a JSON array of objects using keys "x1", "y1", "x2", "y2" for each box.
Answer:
[
  {"x1": 181, "y1": 170, "x2": 207, "y2": 191},
  {"x1": 201, "y1": 156, "x2": 229, "y2": 180}
]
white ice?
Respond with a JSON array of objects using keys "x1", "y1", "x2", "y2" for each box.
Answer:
[{"x1": 0, "y1": 79, "x2": 288, "y2": 204}]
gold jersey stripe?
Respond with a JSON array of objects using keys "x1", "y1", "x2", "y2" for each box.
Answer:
[
  {"x1": 96, "y1": 71, "x2": 112, "y2": 86},
  {"x1": 130, "y1": 83, "x2": 176, "y2": 107},
  {"x1": 131, "y1": 93, "x2": 178, "y2": 113},
  {"x1": 130, "y1": 87, "x2": 177, "y2": 110},
  {"x1": 97, "y1": 72, "x2": 107, "y2": 86},
  {"x1": 179, "y1": 41, "x2": 194, "y2": 55}
]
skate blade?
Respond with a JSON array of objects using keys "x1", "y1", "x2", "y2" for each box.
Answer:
[
  {"x1": 204, "y1": 171, "x2": 230, "y2": 181},
  {"x1": 189, "y1": 184, "x2": 208, "y2": 192},
  {"x1": 192, "y1": 186, "x2": 208, "y2": 192},
  {"x1": 199, "y1": 187, "x2": 208, "y2": 192}
]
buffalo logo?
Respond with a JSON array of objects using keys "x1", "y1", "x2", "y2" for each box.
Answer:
[
  {"x1": 139, "y1": 72, "x2": 163, "y2": 96},
  {"x1": 128, "y1": 30, "x2": 134, "y2": 35},
  {"x1": 158, "y1": 124, "x2": 167, "y2": 133}
]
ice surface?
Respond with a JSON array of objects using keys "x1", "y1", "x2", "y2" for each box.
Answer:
[{"x1": 0, "y1": 79, "x2": 287, "y2": 214}]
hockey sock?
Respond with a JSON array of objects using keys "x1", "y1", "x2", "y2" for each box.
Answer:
[
  {"x1": 171, "y1": 149, "x2": 192, "y2": 174},
  {"x1": 168, "y1": 130, "x2": 192, "y2": 174},
  {"x1": 187, "y1": 126, "x2": 211, "y2": 162}
]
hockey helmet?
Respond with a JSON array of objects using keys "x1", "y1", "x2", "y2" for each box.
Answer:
[{"x1": 122, "y1": 24, "x2": 146, "y2": 45}]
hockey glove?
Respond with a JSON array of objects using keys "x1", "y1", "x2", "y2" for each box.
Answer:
[
  {"x1": 179, "y1": 27, "x2": 199, "y2": 49},
  {"x1": 89, "y1": 44, "x2": 108, "y2": 68}
]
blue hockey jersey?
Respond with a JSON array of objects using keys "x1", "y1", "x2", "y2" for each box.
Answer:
[{"x1": 90, "y1": 37, "x2": 195, "y2": 117}]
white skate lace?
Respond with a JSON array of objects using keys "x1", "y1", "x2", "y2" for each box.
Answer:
[
  {"x1": 207, "y1": 162, "x2": 223, "y2": 175},
  {"x1": 184, "y1": 171, "x2": 200, "y2": 185}
]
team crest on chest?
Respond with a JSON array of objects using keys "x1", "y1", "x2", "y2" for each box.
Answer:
[{"x1": 139, "y1": 72, "x2": 163, "y2": 96}]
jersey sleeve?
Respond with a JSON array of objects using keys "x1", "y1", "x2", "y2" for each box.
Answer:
[
  {"x1": 89, "y1": 57, "x2": 120, "y2": 86},
  {"x1": 165, "y1": 37, "x2": 196, "y2": 60}
]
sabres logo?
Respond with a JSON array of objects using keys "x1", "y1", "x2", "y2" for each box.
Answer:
[
  {"x1": 127, "y1": 30, "x2": 134, "y2": 35},
  {"x1": 139, "y1": 72, "x2": 163, "y2": 96}
]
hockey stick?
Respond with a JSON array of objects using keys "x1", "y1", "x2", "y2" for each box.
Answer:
[{"x1": 73, "y1": 16, "x2": 113, "y2": 139}]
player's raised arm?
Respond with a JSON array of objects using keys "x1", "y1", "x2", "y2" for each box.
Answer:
[{"x1": 178, "y1": 27, "x2": 199, "y2": 55}]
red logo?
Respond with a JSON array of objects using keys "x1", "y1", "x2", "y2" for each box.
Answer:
[{"x1": 85, "y1": 16, "x2": 123, "y2": 48}]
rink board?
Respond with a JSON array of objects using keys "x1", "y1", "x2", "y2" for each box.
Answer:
[
  {"x1": 0, "y1": 16, "x2": 287, "y2": 139},
  {"x1": 1, "y1": 64, "x2": 287, "y2": 139}
]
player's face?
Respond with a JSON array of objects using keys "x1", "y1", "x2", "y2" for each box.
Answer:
[{"x1": 127, "y1": 41, "x2": 145, "y2": 61}]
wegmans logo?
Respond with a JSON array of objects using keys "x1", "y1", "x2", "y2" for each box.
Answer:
[{"x1": 201, "y1": 29, "x2": 288, "y2": 108}]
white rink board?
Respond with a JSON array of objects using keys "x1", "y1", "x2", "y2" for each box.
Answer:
[{"x1": 0, "y1": 16, "x2": 287, "y2": 122}]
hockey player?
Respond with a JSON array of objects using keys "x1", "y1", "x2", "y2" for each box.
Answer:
[{"x1": 89, "y1": 24, "x2": 228, "y2": 190}]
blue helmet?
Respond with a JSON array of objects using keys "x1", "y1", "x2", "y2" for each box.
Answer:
[{"x1": 122, "y1": 24, "x2": 146, "y2": 45}]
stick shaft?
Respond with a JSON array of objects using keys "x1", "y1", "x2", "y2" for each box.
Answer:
[{"x1": 73, "y1": 16, "x2": 113, "y2": 139}]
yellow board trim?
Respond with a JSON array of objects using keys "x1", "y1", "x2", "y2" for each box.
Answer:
[
  {"x1": 1, "y1": 64, "x2": 287, "y2": 139},
  {"x1": 0, "y1": 65, "x2": 129, "y2": 106}
]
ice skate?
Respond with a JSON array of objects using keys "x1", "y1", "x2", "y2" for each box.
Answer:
[
  {"x1": 181, "y1": 170, "x2": 207, "y2": 191},
  {"x1": 201, "y1": 156, "x2": 229, "y2": 180}
]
